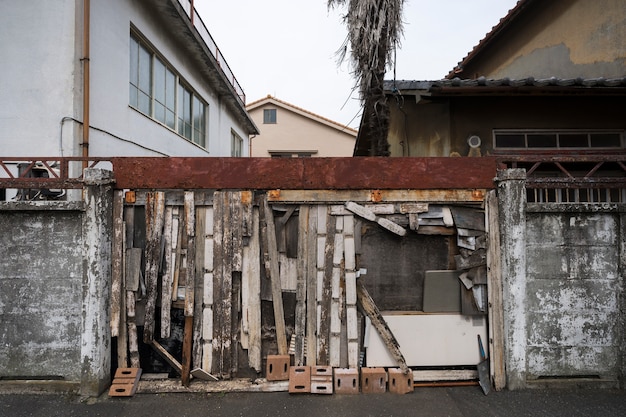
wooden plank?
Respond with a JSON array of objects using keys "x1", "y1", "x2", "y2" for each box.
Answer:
[
  {"x1": 417, "y1": 225, "x2": 456, "y2": 235},
  {"x1": 486, "y1": 190, "x2": 506, "y2": 391},
  {"x1": 345, "y1": 201, "x2": 406, "y2": 236},
  {"x1": 455, "y1": 249, "x2": 487, "y2": 270},
  {"x1": 294, "y1": 205, "x2": 309, "y2": 365},
  {"x1": 231, "y1": 191, "x2": 243, "y2": 272},
  {"x1": 356, "y1": 280, "x2": 410, "y2": 374},
  {"x1": 124, "y1": 248, "x2": 142, "y2": 291},
  {"x1": 212, "y1": 192, "x2": 225, "y2": 375},
  {"x1": 126, "y1": 290, "x2": 140, "y2": 368},
  {"x1": 376, "y1": 217, "x2": 407, "y2": 236},
  {"x1": 317, "y1": 209, "x2": 335, "y2": 365},
  {"x1": 181, "y1": 316, "x2": 193, "y2": 386},
  {"x1": 143, "y1": 191, "x2": 165, "y2": 343},
  {"x1": 450, "y1": 206, "x2": 486, "y2": 231},
  {"x1": 412, "y1": 369, "x2": 478, "y2": 382},
  {"x1": 202, "y1": 207, "x2": 215, "y2": 373},
  {"x1": 267, "y1": 189, "x2": 488, "y2": 203},
  {"x1": 262, "y1": 197, "x2": 288, "y2": 355},
  {"x1": 306, "y1": 205, "x2": 318, "y2": 366},
  {"x1": 279, "y1": 254, "x2": 297, "y2": 291},
  {"x1": 171, "y1": 207, "x2": 183, "y2": 302},
  {"x1": 399, "y1": 203, "x2": 429, "y2": 214},
  {"x1": 330, "y1": 203, "x2": 395, "y2": 216},
  {"x1": 221, "y1": 192, "x2": 233, "y2": 378},
  {"x1": 329, "y1": 217, "x2": 344, "y2": 367},
  {"x1": 150, "y1": 340, "x2": 182, "y2": 375},
  {"x1": 243, "y1": 207, "x2": 262, "y2": 372},
  {"x1": 111, "y1": 190, "x2": 124, "y2": 337},
  {"x1": 184, "y1": 191, "x2": 196, "y2": 317},
  {"x1": 193, "y1": 206, "x2": 206, "y2": 372},
  {"x1": 160, "y1": 207, "x2": 174, "y2": 338}
]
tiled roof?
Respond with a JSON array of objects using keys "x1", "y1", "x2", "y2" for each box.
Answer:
[{"x1": 385, "y1": 77, "x2": 626, "y2": 92}]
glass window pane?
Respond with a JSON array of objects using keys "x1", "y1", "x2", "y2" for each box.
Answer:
[
  {"x1": 138, "y1": 46, "x2": 151, "y2": 96},
  {"x1": 154, "y1": 59, "x2": 165, "y2": 104},
  {"x1": 527, "y1": 134, "x2": 557, "y2": 148},
  {"x1": 495, "y1": 134, "x2": 525, "y2": 148},
  {"x1": 166, "y1": 70, "x2": 176, "y2": 110},
  {"x1": 129, "y1": 84, "x2": 138, "y2": 108},
  {"x1": 166, "y1": 110, "x2": 176, "y2": 130},
  {"x1": 129, "y1": 37, "x2": 138, "y2": 86},
  {"x1": 139, "y1": 91, "x2": 151, "y2": 114},
  {"x1": 559, "y1": 134, "x2": 588, "y2": 147},
  {"x1": 263, "y1": 109, "x2": 276, "y2": 124},
  {"x1": 591, "y1": 133, "x2": 621, "y2": 148}
]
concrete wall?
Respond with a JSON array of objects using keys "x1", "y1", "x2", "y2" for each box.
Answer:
[
  {"x1": 0, "y1": 169, "x2": 113, "y2": 396},
  {"x1": 498, "y1": 169, "x2": 626, "y2": 389},
  {"x1": 0, "y1": 205, "x2": 84, "y2": 382},
  {"x1": 459, "y1": 0, "x2": 626, "y2": 79}
]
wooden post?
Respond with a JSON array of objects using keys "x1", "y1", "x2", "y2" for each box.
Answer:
[
  {"x1": 202, "y1": 206, "x2": 215, "y2": 373},
  {"x1": 143, "y1": 191, "x2": 165, "y2": 343},
  {"x1": 212, "y1": 192, "x2": 224, "y2": 375},
  {"x1": 486, "y1": 190, "x2": 506, "y2": 390},
  {"x1": 111, "y1": 190, "x2": 124, "y2": 338},
  {"x1": 262, "y1": 196, "x2": 288, "y2": 355},
  {"x1": 329, "y1": 216, "x2": 344, "y2": 367},
  {"x1": 182, "y1": 191, "x2": 196, "y2": 386}
]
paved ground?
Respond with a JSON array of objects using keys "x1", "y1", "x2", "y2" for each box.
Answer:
[{"x1": 2, "y1": 387, "x2": 626, "y2": 417}]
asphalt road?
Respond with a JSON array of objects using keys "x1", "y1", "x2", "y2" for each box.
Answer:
[{"x1": 2, "y1": 387, "x2": 626, "y2": 417}]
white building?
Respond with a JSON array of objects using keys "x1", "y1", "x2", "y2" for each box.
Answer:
[{"x1": 0, "y1": 0, "x2": 257, "y2": 166}]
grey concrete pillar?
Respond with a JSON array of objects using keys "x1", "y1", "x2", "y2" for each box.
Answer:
[
  {"x1": 80, "y1": 168, "x2": 114, "y2": 396},
  {"x1": 496, "y1": 169, "x2": 527, "y2": 390}
]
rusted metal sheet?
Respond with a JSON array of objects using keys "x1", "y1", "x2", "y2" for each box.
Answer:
[{"x1": 111, "y1": 157, "x2": 498, "y2": 190}]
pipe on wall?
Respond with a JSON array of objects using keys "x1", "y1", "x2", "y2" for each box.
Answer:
[{"x1": 82, "y1": 0, "x2": 90, "y2": 169}]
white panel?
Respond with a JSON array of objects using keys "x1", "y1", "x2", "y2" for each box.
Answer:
[{"x1": 366, "y1": 313, "x2": 488, "y2": 367}]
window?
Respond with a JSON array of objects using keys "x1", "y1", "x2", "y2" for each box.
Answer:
[
  {"x1": 130, "y1": 33, "x2": 208, "y2": 148},
  {"x1": 494, "y1": 130, "x2": 624, "y2": 150},
  {"x1": 263, "y1": 108, "x2": 277, "y2": 124},
  {"x1": 269, "y1": 151, "x2": 316, "y2": 158},
  {"x1": 231, "y1": 131, "x2": 243, "y2": 156}
]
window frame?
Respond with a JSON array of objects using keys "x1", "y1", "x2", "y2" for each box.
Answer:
[
  {"x1": 493, "y1": 129, "x2": 624, "y2": 151},
  {"x1": 263, "y1": 108, "x2": 277, "y2": 124},
  {"x1": 130, "y1": 31, "x2": 209, "y2": 149}
]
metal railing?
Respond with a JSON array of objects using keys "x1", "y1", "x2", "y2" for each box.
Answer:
[
  {"x1": 497, "y1": 154, "x2": 626, "y2": 203},
  {"x1": 177, "y1": 0, "x2": 246, "y2": 105}
]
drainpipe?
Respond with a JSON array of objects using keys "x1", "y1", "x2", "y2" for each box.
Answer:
[
  {"x1": 82, "y1": 0, "x2": 90, "y2": 170},
  {"x1": 248, "y1": 135, "x2": 256, "y2": 157}
]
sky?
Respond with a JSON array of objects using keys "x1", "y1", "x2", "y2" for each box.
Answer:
[{"x1": 196, "y1": 0, "x2": 520, "y2": 129}]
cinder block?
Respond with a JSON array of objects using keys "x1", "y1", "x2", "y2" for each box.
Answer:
[
  {"x1": 388, "y1": 368, "x2": 414, "y2": 394},
  {"x1": 108, "y1": 367, "x2": 142, "y2": 397},
  {"x1": 266, "y1": 355, "x2": 290, "y2": 381},
  {"x1": 288, "y1": 365, "x2": 311, "y2": 394},
  {"x1": 361, "y1": 367, "x2": 387, "y2": 393},
  {"x1": 310, "y1": 365, "x2": 333, "y2": 394},
  {"x1": 334, "y1": 368, "x2": 359, "y2": 394}
]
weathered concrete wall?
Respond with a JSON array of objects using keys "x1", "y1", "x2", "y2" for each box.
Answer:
[
  {"x1": 498, "y1": 168, "x2": 625, "y2": 389},
  {"x1": 525, "y1": 208, "x2": 622, "y2": 381},
  {"x1": 0, "y1": 169, "x2": 113, "y2": 396},
  {"x1": 0, "y1": 203, "x2": 84, "y2": 382}
]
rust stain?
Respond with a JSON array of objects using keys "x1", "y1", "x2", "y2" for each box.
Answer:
[
  {"x1": 370, "y1": 190, "x2": 383, "y2": 202},
  {"x1": 125, "y1": 190, "x2": 136, "y2": 204},
  {"x1": 267, "y1": 189, "x2": 281, "y2": 200},
  {"x1": 240, "y1": 190, "x2": 252, "y2": 205}
]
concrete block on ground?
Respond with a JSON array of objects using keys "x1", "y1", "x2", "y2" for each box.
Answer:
[
  {"x1": 108, "y1": 368, "x2": 142, "y2": 397},
  {"x1": 388, "y1": 368, "x2": 414, "y2": 394},
  {"x1": 334, "y1": 368, "x2": 359, "y2": 394},
  {"x1": 266, "y1": 355, "x2": 290, "y2": 381},
  {"x1": 361, "y1": 367, "x2": 386, "y2": 393},
  {"x1": 311, "y1": 365, "x2": 333, "y2": 394},
  {"x1": 289, "y1": 365, "x2": 311, "y2": 394}
]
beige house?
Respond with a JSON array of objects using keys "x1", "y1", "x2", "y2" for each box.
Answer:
[{"x1": 246, "y1": 95, "x2": 357, "y2": 157}]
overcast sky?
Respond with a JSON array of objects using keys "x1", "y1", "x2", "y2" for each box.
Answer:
[{"x1": 196, "y1": 0, "x2": 520, "y2": 129}]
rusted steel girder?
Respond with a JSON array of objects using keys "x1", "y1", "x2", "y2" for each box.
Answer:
[{"x1": 111, "y1": 157, "x2": 499, "y2": 190}]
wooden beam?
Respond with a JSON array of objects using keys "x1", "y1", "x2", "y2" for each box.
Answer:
[
  {"x1": 150, "y1": 340, "x2": 182, "y2": 375},
  {"x1": 268, "y1": 189, "x2": 486, "y2": 203},
  {"x1": 305, "y1": 205, "x2": 318, "y2": 366},
  {"x1": 294, "y1": 205, "x2": 309, "y2": 365},
  {"x1": 111, "y1": 190, "x2": 124, "y2": 338},
  {"x1": 181, "y1": 316, "x2": 193, "y2": 386}
]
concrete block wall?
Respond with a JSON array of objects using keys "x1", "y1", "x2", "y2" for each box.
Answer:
[
  {"x1": 0, "y1": 205, "x2": 84, "y2": 382},
  {"x1": 525, "y1": 210, "x2": 622, "y2": 380}
]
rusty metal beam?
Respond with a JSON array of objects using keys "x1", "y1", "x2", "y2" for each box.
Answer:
[{"x1": 111, "y1": 157, "x2": 498, "y2": 190}]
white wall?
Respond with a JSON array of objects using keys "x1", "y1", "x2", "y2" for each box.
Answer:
[
  {"x1": 0, "y1": 0, "x2": 250, "y2": 159},
  {"x1": 0, "y1": 0, "x2": 79, "y2": 157}
]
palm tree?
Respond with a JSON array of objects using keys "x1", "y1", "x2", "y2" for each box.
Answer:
[{"x1": 328, "y1": 0, "x2": 405, "y2": 156}]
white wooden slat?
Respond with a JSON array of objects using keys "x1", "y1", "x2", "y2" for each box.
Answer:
[{"x1": 244, "y1": 207, "x2": 262, "y2": 372}]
